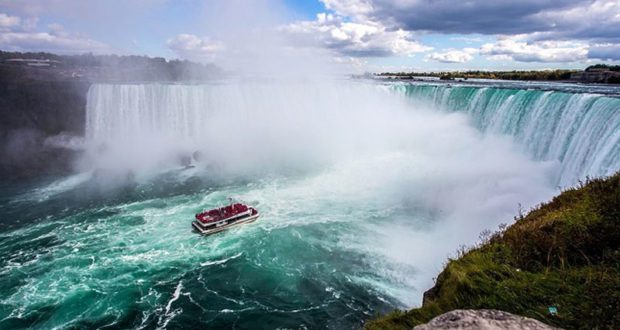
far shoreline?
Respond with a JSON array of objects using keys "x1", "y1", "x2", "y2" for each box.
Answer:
[
  {"x1": 374, "y1": 64, "x2": 620, "y2": 85},
  {"x1": 368, "y1": 74, "x2": 620, "y2": 98}
]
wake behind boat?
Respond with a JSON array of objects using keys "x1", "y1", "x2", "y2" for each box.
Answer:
[{"x1": 192, "y1": 202, "x2": 259, "y2": 235}]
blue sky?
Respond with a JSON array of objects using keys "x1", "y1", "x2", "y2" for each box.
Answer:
[{"x1": 1, "y1": 0, "x2": 619, "y2": 72}]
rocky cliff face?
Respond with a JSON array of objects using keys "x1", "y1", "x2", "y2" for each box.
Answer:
[
  {"x1": 0, "y1": 80, "x2": 90, "y2": 180},
  {"x1": 0, "y1": 51, "x2": 224, "y2": 180},
  {"x1": 569, "y1": 70, "x2": 620, "y2": 83},
  {"x1": 0, "y1": 80, "x2": 89, "y2": 135}
]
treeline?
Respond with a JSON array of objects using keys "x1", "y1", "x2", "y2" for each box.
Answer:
[
  {"x1": 586, "y1": 64, "x2": 620, "y2": 72},
  {"x1": 377, "y1": 69, "x2": 578, "y2": 81},
  {"x1": 0, "y1": 51, "x2": 224, "y2": 82}
]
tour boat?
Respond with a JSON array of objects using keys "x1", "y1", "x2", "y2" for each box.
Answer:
[{"x1": 192, "y1": 202, "x2": 259, "y2": 235}]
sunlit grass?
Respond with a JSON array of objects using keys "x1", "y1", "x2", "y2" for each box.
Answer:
[{"x1": 367, "y1": 172, "x2": 620, "y2": 329}]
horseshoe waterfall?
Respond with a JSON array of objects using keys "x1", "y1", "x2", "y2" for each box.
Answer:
[{"x1": 0, "y1": 80, "x2": 618, "y2": 329}]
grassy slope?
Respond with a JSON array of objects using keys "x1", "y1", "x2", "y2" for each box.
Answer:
[{"x1": 366, "y1": 173, "x2": 620, "y2": 330}]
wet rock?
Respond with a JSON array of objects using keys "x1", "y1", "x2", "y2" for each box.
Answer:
[{"x1": 192, "y1": 150, "x2": 203, "y2": 162}]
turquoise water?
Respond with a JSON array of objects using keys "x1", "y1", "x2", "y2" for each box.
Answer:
[
  {"x1": 0, "y1": 175, "x2": 403, "y2": 329},
  {"x1": 393, "y1": 83, "x2": 620, "y2": 186},
  {"x1": 0, "y1": 81, "x2": 617, "y2": 329}
]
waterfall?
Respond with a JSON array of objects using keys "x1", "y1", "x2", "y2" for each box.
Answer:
[
  {"x1": 86, "y1": 82, "x2": 372, "y2": 144},
  {"x1": 84, "y1": 81, "x2": 427, "y2": 173},
  {"x1": 86, "y1": 84, "x2": 214, "y2": 143},
  {"x1": 85, "y1": 82, "x2": 620, "y2": 186},
  {"x1": 394, "y1": 84, "x2": 620, "y2": 186}
]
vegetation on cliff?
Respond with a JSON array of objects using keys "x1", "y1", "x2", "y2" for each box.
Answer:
[
  {"x1": 366, "y1": 173, "x2": 620, "y2": 330},
  {"x1": 0, "y1": 50, "x2": 223, "y2": 82},
  {"x1": 586, "y1": 64, "x2": 620, "y2": 72}
]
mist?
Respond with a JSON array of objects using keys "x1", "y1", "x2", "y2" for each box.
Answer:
[
  {"x1": 2, "y1": 1, "x2": 619, "y2": 328},
  {"x1": 75, "y1": 79, "x2": 557, "y2": 305},
  {"x1": 11, "y1": 0, "x2": 558, "y2": 308},
  {"x1": 185, "y1": 0, "x2": 355, "y2": 79}
]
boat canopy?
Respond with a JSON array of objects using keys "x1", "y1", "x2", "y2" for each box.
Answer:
[{"x1": 195, "y1": 203, "x2": 250, "y2": 224}]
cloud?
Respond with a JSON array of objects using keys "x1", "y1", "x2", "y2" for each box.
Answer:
[
  {"x1": 0, "y1": 12, "x2": 110, "y2": 53},
  {"x1": 317, "y1": 0, "x2": 620, "y2": 63},
  {"x1": 588, "y1": 43, "x2": 620, "y2": 61},
  {"x1": 528, "y1": 0, "x2": 620, "y2": 43},
  {"x1": 480, "y1": 38, "x2": 588, "y2": 63},
  {"x1": 0, "y1": 0, "x2": 168, "y2": 53},
  {"x1": 321, "y1": 0, "x2": 374, "y2": 19},
  {"x1": 324, "y1": 0, "x2": 578, "y2": 35},
  {"x1": 0, "y1": 12, "x2": 20, "y2": 31},
  {"x1": 167, "y1": 34, "x2": 224, "y2": 62},
  {"x1": 0, "y1": 31, "x2": 109, "y2": 53},
  {"x1": 427, "y1": 49, "x2": 476, "y2": 63},
  {"x1": 326, "y1": 0, "x2": 620, "y2": 43},
  {"x1": 0, "y1": 12, "x2": 37, "y2": 32},
  {"x1": 427, "y1": 37, "x2": 594, "y2": 64},
  {"x1": 283, "y1": 12, "x2": 431, "y2": 57},
  {"x1": 0, "y1": 0, "x2": 166, "y2": 20}
]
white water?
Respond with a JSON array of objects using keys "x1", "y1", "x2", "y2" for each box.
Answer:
[
  {"x1": 3, "y1": 80, "x2": 615, "y2": 328},
  {"x1": 81, "y1": 81, "x2": 557, "y2": 305},
  {"x1": 396, "y1": 83, "x2": 620, "y2": 186}
]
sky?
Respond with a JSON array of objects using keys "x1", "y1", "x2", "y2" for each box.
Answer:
[{"x1": 1, "y1": 0, "x2": 619, "y2": 72}]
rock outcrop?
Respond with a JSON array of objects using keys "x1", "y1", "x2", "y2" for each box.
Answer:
[{"x1": 413, "y1": 310, "x2": 558, "y2": 330}]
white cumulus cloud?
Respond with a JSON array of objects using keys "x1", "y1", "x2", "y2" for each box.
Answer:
[
  {"x1": 0, "y1": 31, "x2": 108, "y2": 53},
  {"x1": 167, "y1": 34, "x2": 224, "y2": 62},
  {"x1": 427, "y1": 49, "x2": 476, "y2": 63},
  {"x1": 283, "y1": 12, "x2": 431, "y2": 57},
  {"x1": 588, "y1": 43, "x2": 620, "y2": 61},
  {"x1": 321, "y1": 0, "x2": 374, "y2": 19},
  {"x1": 0, "y1": 12, "x2": 20, "y2": 31},
  {"x1": 312, "y1": 0, "x2": 620, "y2": 64},
  {"x1": 0, "y1": 12, "x2": 109, "y2": 53},
  {"x1": 480, "y1": 38, "x2": 588, "y2": 63}
]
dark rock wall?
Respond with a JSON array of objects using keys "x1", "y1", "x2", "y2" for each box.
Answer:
[{"x1": 0, "y1": 80, "x2": 90, "y2": 180}]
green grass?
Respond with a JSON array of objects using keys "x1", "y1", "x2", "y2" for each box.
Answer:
[{"x1": 366, "y1": 173, "x2": 620, "y2": 330}]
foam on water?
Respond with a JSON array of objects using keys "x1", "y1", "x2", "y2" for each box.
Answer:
[
  {"x1": 393, "y1": 83, "x2": 620, "y2": 186},
  {"x1": 1, "y1": 80, "x2": 617, "y2": 328}
]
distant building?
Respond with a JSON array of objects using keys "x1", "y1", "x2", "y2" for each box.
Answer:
[{"x1": 4, "y1": 58, "x2": 61, "y2": 67}]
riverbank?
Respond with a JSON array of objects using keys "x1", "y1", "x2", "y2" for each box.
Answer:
[
  {"x1": 376, "y1": 65, "x2": 620, "y2": 84},
  {"x1": 376, "y1": 69, "x2": 577, "y2": 82},
  {"x1": 366, "y1": 172, "x2": 620, "y2": 329}
]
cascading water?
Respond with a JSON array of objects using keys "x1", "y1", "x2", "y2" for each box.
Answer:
[
  {"x1": 394, "y1": 83, "x2": 620, "y2": 186},
  {"x1": 1, "y1": 80, "x2": 616, "y2": 329},
  {"x1": 83, "y1": 82, "x2": 402, "y2": 174}
]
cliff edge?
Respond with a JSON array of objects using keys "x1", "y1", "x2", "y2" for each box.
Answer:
[{"x1": 366, "y1": 173, "x2": 620, "y2": 329}]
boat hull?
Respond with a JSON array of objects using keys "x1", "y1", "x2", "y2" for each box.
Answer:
[{"x1": 192, "y1": 212, "x2": 260, "y2": 235}]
